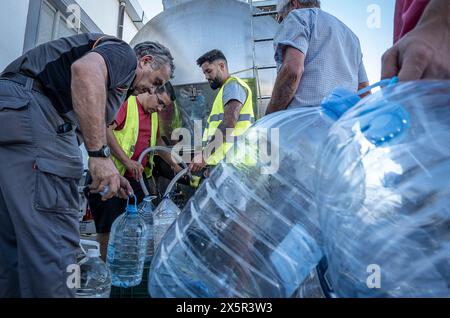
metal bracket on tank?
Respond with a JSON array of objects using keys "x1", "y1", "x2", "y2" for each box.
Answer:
[{"x1": 180, "y1": 85, "x2": 203, "y2": 102}]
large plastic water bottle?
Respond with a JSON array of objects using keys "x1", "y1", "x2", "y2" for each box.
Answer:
[
  {"x1": 153, "y1": 197, "x2": 181, "y2": 249},
  {"x1": 148, "y1": 94, "x2": 359, "y2": 297},
  {"x1": 316, "y1": 80, "x2": 450, "y2": 297},
  {"x1": 107, "y1": 195, "x2": 148, "y2": 288},
  {"x1": 76, "y1": 240, "x2": 111, "y2": 298},
  {"x1": 153, "y1": 169, "x2": 188, "y2": 250},
  {"x1": 138, "y1": 196, "x2": 157, "y2": 263}
]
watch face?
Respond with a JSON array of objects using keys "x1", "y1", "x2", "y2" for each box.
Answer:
[{"x1": 103, "y1": 146, "x2": 111, "y2": 157}]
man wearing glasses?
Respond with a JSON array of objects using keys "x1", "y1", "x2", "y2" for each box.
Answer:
[{"x1": 88, "y1": 82, "x2": 183, "y2": 259}]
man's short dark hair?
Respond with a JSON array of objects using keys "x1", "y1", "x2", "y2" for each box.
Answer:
[
  {"x1": 157, "y1": 81, "x2": 176, "y2": 101},
  {"x1": 196, "y1": 49, "x2": 227, "y2": 67}
]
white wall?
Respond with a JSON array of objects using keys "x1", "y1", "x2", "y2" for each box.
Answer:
[
  {"x1": 122, "y1": 12, "x2": 138, "y2": 43},
  {"x1": 0, "y1": 0, "x2": 30, "y2": 71},
  {"x1": 76, "y1": 0, "x2": 119, "y2": 36},
  {"x1": 76, "y1": 0, "x2": 141, "y2": 43}
]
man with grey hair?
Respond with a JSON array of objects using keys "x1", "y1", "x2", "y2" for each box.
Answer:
[
  {"x1": 266, "y1": 0, "x2": 369, "y2": 114},
  {"x1": 0, "y1": 34, "x2": 174, "y2": 297}
]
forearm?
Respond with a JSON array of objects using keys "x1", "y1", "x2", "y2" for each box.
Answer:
[
  {"x1": 106, "y1": 126, "x2": 130, "y2": 165},
  {"x1": 266, "y1": 65, "x2": 302, "y2": 115},
  {"x1": 71, "y1": 53, "x2": 108, "y2": 150},
  {"x1": 206, "y1": 123, "x2": 227, "y2": 152},
  {"x1": 205, "y1": 101, "x2": 242, "y2": 154}
]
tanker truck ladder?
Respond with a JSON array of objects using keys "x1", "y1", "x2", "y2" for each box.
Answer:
[{"x1": 248, "y1": 0, "x2": 278, "y2": 117}]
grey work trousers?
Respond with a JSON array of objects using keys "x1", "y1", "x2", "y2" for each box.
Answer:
[{"x1": 0, "y1": 77, "x2": 83, "y2": 298}]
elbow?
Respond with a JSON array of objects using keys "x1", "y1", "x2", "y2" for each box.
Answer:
[
  {"x1": 71, "y1": 60, "x2": 85, "y2": 79},
  {"x1": 71, "y1": 60, "x2": 92, "y2": 88}
]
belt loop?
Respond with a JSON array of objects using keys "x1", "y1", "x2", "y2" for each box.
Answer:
[{"x1": 25, "y1": 77, "x2": 34, "y2": 92}]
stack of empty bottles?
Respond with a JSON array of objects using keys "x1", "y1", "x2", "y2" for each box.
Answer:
[
  {"x1": 316, "y1": 80, "x2": 450, "y2": 297},
  {"x1": 147, "y1": 87, "x2": 367, "y2": 297}
]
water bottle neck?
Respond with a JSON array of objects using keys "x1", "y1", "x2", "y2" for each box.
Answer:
[
  {"x1": 321, "y1": 77, "x2": 399, "y2": 121},
  {"x1": 87, "y1": 249, "x2": 100, "y2": 258}
]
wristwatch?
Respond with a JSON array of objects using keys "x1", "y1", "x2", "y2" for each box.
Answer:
[{"x1": 87, "y1": 145, "x2": 111, "y2": 158}]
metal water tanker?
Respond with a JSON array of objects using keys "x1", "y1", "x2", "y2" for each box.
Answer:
[{"x1": 131, "y1": 0, "x2": 278, "y2": 126}]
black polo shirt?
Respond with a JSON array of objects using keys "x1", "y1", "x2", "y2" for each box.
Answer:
[{"x1": 2, "y1": 33, "x2": 137, "y2": 125}]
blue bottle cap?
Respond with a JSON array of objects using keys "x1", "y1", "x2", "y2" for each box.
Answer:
[
  {"x1": 321, "y1": 87, "x2": 361, "y2": 121},
  {"x1": 361, "y1": 103, "x2": 410, "y2": 146},
  {"x1": 126, "y1": 204, "x2": 138, "y2": 214}
]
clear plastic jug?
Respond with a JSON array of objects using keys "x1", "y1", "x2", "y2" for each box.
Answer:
[
  {"x1": 148, "y1": 101, "x2": 355, "y2": 297},
  {"x1": 153, "y1": 168, "x2": 189, "y2": 249},
  {"x1": 316, "y1": 80, "x2": 450, "y2": 297},
  {"x1": 138, "y1": 196, "x2": 157, "y2": 264},
  {"x1": 76, "y1": 240, "x2": 111, "y2": 298},
  {"x1": 107, "y1": 195, "x2": 148, "y2": 288}
]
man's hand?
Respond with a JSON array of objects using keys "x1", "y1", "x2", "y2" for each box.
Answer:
[
  {"x1": 124, "y1": 159, "x2": 144, "y2": 181},
  {"x1": 189, "y1": 152, "x2": 206, "y2": 173},
  {"x1": 382, "y1": 0, "x2": 450, "y2": 81},
  {"x1": 89, "y1": 157, "x2": 133, "y2": 201},
  {"x1": 172, "y1": 164, "x2": 183, "y2": 175}
]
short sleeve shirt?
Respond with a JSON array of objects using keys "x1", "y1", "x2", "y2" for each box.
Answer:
[
  {"x1": 273, "y1": 9, "x2": 368, "y2": 109},
  {"x1": 2, "y1": 33, "x2": 137, "y2": 125},
  {"x1": 222, "y1": 79, "x2": 248, "y2": 106}
]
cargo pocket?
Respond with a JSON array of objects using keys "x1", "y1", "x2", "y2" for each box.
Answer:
[
  {"x1": 0, "y1": 97, "x2": 32, "y2": 145},
  {"x1": 34, "y1": 157, "x2": 84, "y2": 214}
]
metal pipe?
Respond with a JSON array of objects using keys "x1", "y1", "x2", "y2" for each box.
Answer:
[{"x1": 117, "y1": 1, "x2": 126, "y2": 39}]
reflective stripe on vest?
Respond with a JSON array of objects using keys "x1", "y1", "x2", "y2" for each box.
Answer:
[
  {"x1": 112, "y1": 96, "x2": 159, "y2": 177},
  {"x1": 203, "y1": 76, "x2": 254, "y2": 166}
]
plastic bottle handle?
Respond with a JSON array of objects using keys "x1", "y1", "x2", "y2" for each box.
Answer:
[
  {"x1": 333, "y1": 77, "x2": 399, "y2": 106},
  {"x1": 126, "y1": 193, "x2": 138, "y2": 214},
  {"x1": 357, "y1": 77, "x2": 398, "y2": 97},
  {"x1": 321, "y1": 77, "x2": 399, "y2": 121},
  {"x1": 79, "y1": 239, "x2": 101, "y2": 256}
]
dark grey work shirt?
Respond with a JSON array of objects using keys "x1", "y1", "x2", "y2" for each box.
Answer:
[{"x1": 2, "y1": 33, "x2": 137, "y2": 125}]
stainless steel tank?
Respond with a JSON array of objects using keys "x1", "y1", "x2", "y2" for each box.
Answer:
[{"x1": 131, "y1": 0, "x2": 279, "y2": 120}]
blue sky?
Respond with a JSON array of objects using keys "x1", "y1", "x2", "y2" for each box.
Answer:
[
  {"x1": 138, "y1": 0, "x2": 396, "y2": 84},
  {"x1": 321, "y1": 0, "x2": 395, "y2": 83}
]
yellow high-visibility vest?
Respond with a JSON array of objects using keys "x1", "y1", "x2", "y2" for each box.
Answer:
[
  {"x1": 112, "y1": 96, "x2": 158, "y2": 177},
  {"x1": 202, "y1": 76, "x2": 255, "y2": 166}
]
